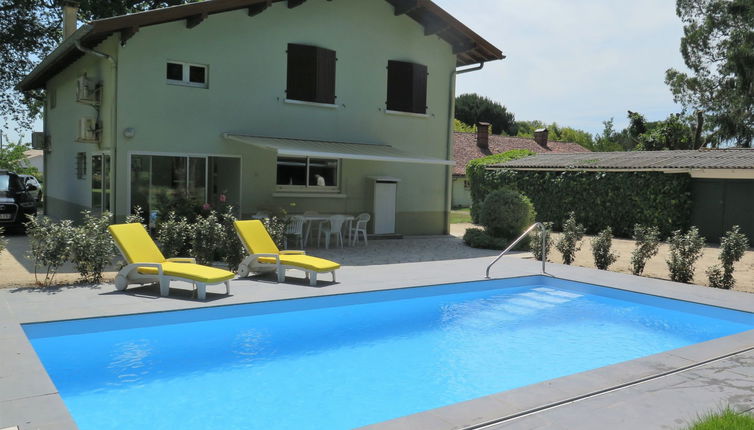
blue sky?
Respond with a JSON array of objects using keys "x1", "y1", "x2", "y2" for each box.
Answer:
[
  {"x1": 3, "y1": 0, "x2": 688, "y2": 142},
  {"x1": 435, "y1": 0, "x2": 689, "y2": 135}
]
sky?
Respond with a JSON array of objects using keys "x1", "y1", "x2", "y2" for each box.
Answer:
[
  {"x1": 3, "y1": 0, "x2": 689, "y2": 142},
  {"x1": 435, "y1": 0, "x2": 688, "y2": 136}
]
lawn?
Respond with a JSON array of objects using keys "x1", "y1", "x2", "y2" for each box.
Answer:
[
  {"x1": 450, "y1": 208, "x2": 472, "y2": 224},
  {"x1": 687, "y1": 409, "x2": 754, "y2": 429}
]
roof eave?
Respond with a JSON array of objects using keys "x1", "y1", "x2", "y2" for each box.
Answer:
[{"x1": 16, "y1": 25, "x2": 94, "y2": 92}]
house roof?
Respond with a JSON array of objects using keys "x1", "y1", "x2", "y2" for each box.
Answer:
[
  {"x1": 452, "y1": 132, "x2": 589, "y2": 176},
  {"x1": 18, "y1": 0, "x2": 504, "y2": 92},
  {"x1": 492, "y1": 149, "x2": 754, "y2": 171},
  {"x1": 23, "y1": 150, "x2": 44, "y2": 159}
]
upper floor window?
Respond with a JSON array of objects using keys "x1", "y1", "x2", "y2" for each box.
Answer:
[
  {"x1": 386, "y1": 60, "x2": 427, "y2": 114},
  {"x1": 166, "y1": 61, "x2": 208, "y2": 88},
  {"x1": 286, "y1": 44, "x2": 336, "y2": 105}
]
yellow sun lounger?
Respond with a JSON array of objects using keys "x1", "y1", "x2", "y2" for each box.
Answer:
[
  {"x1": 108, "y1": 223, "x2": 235, "y2": 300},
  {"x1": 234, "y1": 220, "x2": 340, "y2": 286}
]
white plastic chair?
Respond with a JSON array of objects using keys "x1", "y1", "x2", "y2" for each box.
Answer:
[
  {"x1": 350, "y1": 213, "x2": 370, "y2": 246},
  {"x1": 318, "y1": 215, "x2": 346, "y2": 249},
  {"x1": 284, "y1": 215, "x2": 305, "y2": 249}
]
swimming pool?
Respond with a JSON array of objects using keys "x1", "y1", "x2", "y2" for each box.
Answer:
[{"x1": 23, "y1": 276, "x2": 754, "y2": 430}]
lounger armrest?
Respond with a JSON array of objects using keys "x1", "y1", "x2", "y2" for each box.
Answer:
[
  {"x1": 250, "y1": 253, "x2": 281, "y2": 264},
  {"x1": 167, "y1": 257, "x2": 196, "y2": 264},
  {"x1": 280, "y1": 250, "x2": 306, "y2": 255},
  {"x1": 123, "y1": 262, "x2": 164, "y2": 276}
]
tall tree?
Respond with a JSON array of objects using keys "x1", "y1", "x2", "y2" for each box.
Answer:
[
  {"x1": 665, "y1": 0, "x2": 754, "y2": 147},
  {"x1": 455, "y1": 93, "x2": 518, "y2": 136},
  {"x1": 0, "y1": 0, "x2": 196, "y2": 132}
]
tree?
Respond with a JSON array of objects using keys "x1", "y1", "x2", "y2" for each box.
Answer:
[
  {"x1": 627, "y1": 111, "x2": 695, "y2": 151},
  {"x1": 0, "y1": 136, "x2": 41, "y2": 177},
  {"x1": 1, "y1": 1, "x2": 197, "y2": 132},
  {"x1": 517, "y1": 120, "x2": 594, "y2": 149},
  {"x1": 586, "y1": 118, "x2": 623, "y2": 152},
  {"x1": 665, "y1": 0, "x2": 754, "y2": 147},
  {"x1": 455, "y1": 93, "x2": 518, "y2": 136}
]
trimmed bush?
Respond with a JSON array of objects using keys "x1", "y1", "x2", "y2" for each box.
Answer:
[
  {"x1": 530, "y1": 221, "x2": 553, "y2": 261},
  {"x1": 478, "y1": 188, "x2": 536, "y2": 241},
  {"x1": 591, "y1": 227, "x2": 618, "y2": 270},
  {"x1": 218, "y1": 205, "x2": 245, "y2": 272},
  {"x1": 706, "y1": 225, "x2": 749, "y2": 289},
  {"x1": 25, "y1": 215, "x2": 74, "y2": 286},
  {"x1": 667, "y1": 227, "x2": 705, "y2": 283},
  {"x1": 555, "y1": 212, "x2": 585, "y2": 265},
  {"x1": 71, "y1": 211, "x2": 115, "y2": 283},
  {"x1": 469, "y1": 169, "x2": 692, "y2": 237},
  {"x1": 462, "y1": 228, "x2": 509, "y2": 249},
  {"x1": 125, "y1": 205, "x2": 146, "y2": 225},
  {"x1": 263, "y1": 212, "x2": 290, "y2": 248},
  {"x1": 630, "y1": 224, "x2": 661, "y2": 275},
  {"x1": 466, "y1": 149, "x2": 535, "y2": 223},
  {"x1": 191, "y1": 212, "x2": 226, "y2": 266},
  {"x1": 156, "y1": 211, "x2": 192, "y2": 258}
]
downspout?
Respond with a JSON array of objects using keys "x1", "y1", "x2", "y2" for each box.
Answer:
[
  {"x1": 75, "y1": 41, "x2": 118, "y2": 220},
  {"x1": 445, "y1": 62, "x2": 485, "y2": 234}
]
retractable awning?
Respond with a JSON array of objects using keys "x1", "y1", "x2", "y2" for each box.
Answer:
[{"x1": 223, "y1": 134, "x2": 454, "y2": 166}]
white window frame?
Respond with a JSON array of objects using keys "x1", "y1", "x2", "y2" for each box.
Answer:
[
  {"x1": 275, "y1": 156, "x2": 341, "y2": 193},
  {"x1": 166, "y1": 61, "x2": 209, "y2": 88}
]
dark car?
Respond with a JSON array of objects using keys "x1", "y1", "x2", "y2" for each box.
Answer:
[
  {"x1": 0, "y1": 170, "x2": 38, "y2": 230},
  {"x1": 17, "y1": 174, "x2": 42, "y2": 203}
]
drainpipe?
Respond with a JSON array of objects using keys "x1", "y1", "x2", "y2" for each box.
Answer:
[
  {"x1": 445, "y1": 62, "x2": 485, "y2": 234},
  {"x1": 75, "y1": 42, "x2": 118, "y2": 219}
]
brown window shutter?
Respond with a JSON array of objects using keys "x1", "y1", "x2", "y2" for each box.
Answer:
[
  {"x1": 315, "y1": 47, "x2": 336, "y2": 104},
  {"x1": 287, "y1": 43, "x2": 317, "y2": 102},
  {"x1": 411, "y1": 63, "x2": 428, "y2": 114},
  {"x1": 386, "y1": 60, "x2": 413, "y2": 112}
]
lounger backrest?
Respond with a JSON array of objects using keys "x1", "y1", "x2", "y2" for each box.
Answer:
[
  {"x1": 234, "y1": 220, "x2": 280, "y2": 255},
  {"x1": 108, "y1": 223, "x2": 167, "y2": 264}
]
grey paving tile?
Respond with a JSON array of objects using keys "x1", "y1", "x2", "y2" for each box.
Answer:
[{"x1": 0, "y1": 394, "x2": 76, "y2": 430}]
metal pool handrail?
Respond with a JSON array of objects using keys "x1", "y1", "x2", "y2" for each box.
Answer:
[{"x1": 485, "y1": 222, "x2": 547, "y2": 279}]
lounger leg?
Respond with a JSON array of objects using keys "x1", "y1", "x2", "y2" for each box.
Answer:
[
  {"x1": 159, "y1": 277, "x2": 170, "y2": 297},
  {"x1": 277, "y1": 266, "x2": 285, "y2": 283},
  {"x1": 332, "y1": 271, "x2": 336, "y2": 283},
  {"x1": 225, "y1": 280, "x2": 230, "y2": 295},
  {"x1": 309, "y1": 272, "x2": 318, "y2": 286},
  {"x1": 196, "y1": 283, "x2": 207, "y2": 300}
]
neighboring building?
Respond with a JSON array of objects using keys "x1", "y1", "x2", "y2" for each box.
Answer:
[
  {"x1": 23, "y1": 150, "x2": 44, "y2": 174},
  {"x1": 495, "y1": 149, "x2": 754, "y2": 242},
  {"x1": 452, "y1": 126, "x2": 589, "y2": 207},
  {"x1": 18, "y1": 0, "x2": 504, "y2": 235}
]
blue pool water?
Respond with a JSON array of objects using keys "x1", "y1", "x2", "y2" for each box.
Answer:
[{"x1": 24, "y1": 276, "x2": 754, "y2": 430}]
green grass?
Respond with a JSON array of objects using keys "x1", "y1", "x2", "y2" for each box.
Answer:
[
  {"x1": 687, "y1": 408, "x2": 754, "y2": 430},
  {"x1": 450, "y1": 208, "x2": 472, "y2": 224}
]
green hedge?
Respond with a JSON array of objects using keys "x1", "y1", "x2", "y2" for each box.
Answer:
[
  {"x1": 467, "y1": 149, "x2": 535, "y2": 223},
  {"x1": 469, "y1": 169, "x2": 692, "y2": 238}
]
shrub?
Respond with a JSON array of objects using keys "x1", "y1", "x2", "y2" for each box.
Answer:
[
  {"x1": 591, "y1": 227, "x2": 618, "y2": 270},
  {"x1": 469, "y1": 169, "x2": 692, "y2": 237},
  {"x1": 555, "y1": 212, "x2": 585, "y2": 265},
  {"x1": 530, "y1": 221, "x2": 553, "y2": 261},
  {"x1": 466, "y1": 149, "x2": 535, "y2": 223},
  {"x1": 25, "y1": 215, "x2": 74, "y2": 286},
  {"x1": 71, "y1": 211, "x2": 115, "y2": 283},
  {"x1": 630, "y1": 224, "x2": 661, "y2": 275},
  {"x1": 0, "y1": 226, "x2": 6, "y2": 256},
  {"x1": 191, "y1": 211, "x2": 227, "y2": 266},
  {"x1": 263, "y1": 211, "x2": 290, "y2": 248},
  {"x1": 667, "y1": 227, "x2": 705, "y2": 283},
  {"x1": 463, "y1": 228, "x2": 509, "y2": 249},
  {"x1": 478, "y1": 188, "x2": 536, "y2": 240},
  {"x1": 125, "y1": 205, "x2": 146, "y2": 225},
  {"x1": 706, "y1": 225, "x2": 749, "y2": 289},
  {"x1": 218, "y1": 205, "x2": 245, "y2": 272},
  {"x1": 156, "y1": 211, "x2": 192, "y2": 258}
]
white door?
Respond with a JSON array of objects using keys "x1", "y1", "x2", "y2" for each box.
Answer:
[{"x1": 374, "y1": 182, "x2": 397, "y2": 234}]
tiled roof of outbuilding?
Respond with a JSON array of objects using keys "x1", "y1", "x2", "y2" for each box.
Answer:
[
  {"x1": 493, "y1": 149, "x2": 754, "y2": 171},
  {"x1": 453, "y1": 132, "x2": 589, "y2": 176}
]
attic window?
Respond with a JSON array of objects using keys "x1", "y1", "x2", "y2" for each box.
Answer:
[
  {"x1": 166, "y1": 61, "x2": 208, "y2": 88},
  {"x1": 386, "y1": 60, "x2": 428, "y2": 114},
  {"x1": 286, "y1": 44, "x2": 336, "y2": 105}
]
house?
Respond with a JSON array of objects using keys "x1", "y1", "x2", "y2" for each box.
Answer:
[
  {"x1": 495, "y1": 149, "x2": 754, "y2": 242},
  {"x1": 452, "y1": 126, "x2": 588, "y2": 207},
  {"x1": 17, "y1": 0, "x2": 504, "y2": 235},
  {"x1": 23, "y1": 150, "x2": 44, "y2": 174}
]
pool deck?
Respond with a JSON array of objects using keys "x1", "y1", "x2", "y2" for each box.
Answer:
[{"x1": 1, "y1": 252, "x2": 753, "y2": 430}]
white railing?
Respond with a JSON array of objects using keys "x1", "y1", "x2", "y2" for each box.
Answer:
[{"x1": 485, "y1": 222, "x2": 547, "y2": 278}]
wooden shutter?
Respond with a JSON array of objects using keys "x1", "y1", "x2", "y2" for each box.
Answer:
[
  {"x1": 315, "y1": 47, "x2": 336, "y2": 104},
  {"x1": 387, "y1": 60, "x2": 427, "y2": 114},
  {"x1": 287, "y1": 44, "x2": 317, "y2": 102},
  {"x1": 411, "y1": 63, "x2": 428, "y2": 114}
]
